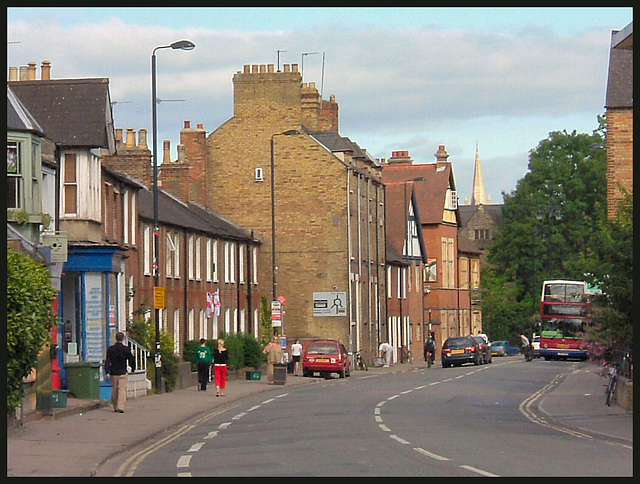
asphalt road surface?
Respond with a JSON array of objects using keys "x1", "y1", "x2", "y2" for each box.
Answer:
[{"x1": 98, "y1": 358, "x2": 632, "y2": 477}]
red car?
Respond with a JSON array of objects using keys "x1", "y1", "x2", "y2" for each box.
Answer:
[{"x1": 302, "y1": 340, "x2": 352, "y2": 379}]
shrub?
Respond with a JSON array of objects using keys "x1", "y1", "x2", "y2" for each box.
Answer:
[{"x1": 7, "y1": 248, "x2": 56, "y2": 415}]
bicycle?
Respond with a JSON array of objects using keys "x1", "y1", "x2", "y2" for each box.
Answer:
[
  {"x1": 355, "y1": 351, "x2": 368, "y2": 371},
  {"x1": 604, "y1": 364, "x2": 618, "y2": 406},
  {"x1": 426, "y1": 349, "x2": 435, "y2": 368},
  {"x1": 400, "y1": 346, "x2": 413, "y2": 364}
]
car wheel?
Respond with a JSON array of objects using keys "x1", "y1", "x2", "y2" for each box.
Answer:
[
  {"x1": 303, "y1": 369, "x2": 311, "y2": 377},
  {"x1": 442, "y1": 362, "x2": 449, "y2": 368}
]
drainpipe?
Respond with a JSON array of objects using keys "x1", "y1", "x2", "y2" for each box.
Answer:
[{"x1": 346, "y1": 168, "x2": 354, "y2": 352}]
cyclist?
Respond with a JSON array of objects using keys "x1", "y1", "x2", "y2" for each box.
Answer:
[{"x1": 424, "y1": 332, "x2": 436, "y2": 367}]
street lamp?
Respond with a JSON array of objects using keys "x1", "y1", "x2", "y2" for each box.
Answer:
[
  {"x1": 151, "y1": 39, "x2": 195, "y2": 393},
  {"x1": 270, "y1": 130, "x2": 300, "y2": 334}
]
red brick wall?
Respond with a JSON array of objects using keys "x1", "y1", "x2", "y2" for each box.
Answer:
[{"x1": 606, "y1": 108, "x2": 633, "y2": 218}]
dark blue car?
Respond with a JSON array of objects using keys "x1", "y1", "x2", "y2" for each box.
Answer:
[{"x1": 490, "y1": 340, "x2": 521, "y2": 357}]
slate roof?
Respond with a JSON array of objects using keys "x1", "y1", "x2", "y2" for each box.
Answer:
[
  {"x1": 137, "y1": 187, "x2": 258, "y2": 243},
  {"x1": 305, "y1": 128, "x2": 379, "y2": 165},
  {"x1": 7, "y1": 86, "x2": 45, "y2": 136},
  {"x1": 458, "y1": 204, "x2": 503, "y2": 227},
  {"x1": 605, "y1": 26, "x2": 633, "y2": 109},
  {"x1": 382, "y1": 162, "x2": 457, "y2": 226},
  {"x1": 384, "y1": 182, "x2": 427, "y2": 263},
  {"x1": 8, "y1": 78, "x2": 115, "y2": 151}
]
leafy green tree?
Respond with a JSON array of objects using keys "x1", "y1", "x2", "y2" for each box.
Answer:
[
  {"x1": 486, "y1": 129, "x2": 606, "y2": 314},
  {"x1": 481, "y1": 127, "x2": 607, "y2": 341},
  {"x1": 7, "y1": 247, "x2": 56, "y2": 414},
  {"x1": 584, "y1": 190, "x2": 633, "y2": 361}
]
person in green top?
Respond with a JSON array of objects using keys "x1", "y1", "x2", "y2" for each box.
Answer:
[{"x1": 195, "y1": 338, "x2": 212, "y2": 391}]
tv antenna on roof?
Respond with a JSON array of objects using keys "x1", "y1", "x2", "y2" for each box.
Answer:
[{"x1": 277, "y1": 50, "x2": 287, "y2": 71}]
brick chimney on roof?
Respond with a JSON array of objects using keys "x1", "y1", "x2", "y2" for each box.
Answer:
[
  {"x1": 387, "y1": 150, "x2": 413, "y2": 165},
  {"x1": 434, "y1": 144, "x2": 449, "y2": 163}
]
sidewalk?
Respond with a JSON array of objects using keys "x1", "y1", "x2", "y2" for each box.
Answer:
[{"x1": 7, "y1": 359, "x2": 632, "y2": 477}]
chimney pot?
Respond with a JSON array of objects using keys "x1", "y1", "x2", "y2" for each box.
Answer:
[
  {"x1": 196, "y1": 123, "x2": 204, "y2": 129},
  {"x1": 125, "y1": 127, "x2": 136, "y2": 148},
  {"x1": 19, "y1": 66, "x2": 28, "y2": 80},
  {"x1": 9, "y1": 66, "x2": 18, "y2": 81},
  {"x1": 27, "y1": 62, "x2": 37, "y2": 81},
  {"x1": 138, "y1": 129, "x2": 148, "y2": 149},
  {"x1": 163, "y1": 140, "x2": 171, "y2": 164},
  {"x1": 41, "y1": 60, "x2": 51, "y2": 80},
  {"x1": 184, "y1": 120, "x2": 191, "y2": 129},
  {"x1": 115, "y1": 128, "x2": 123, "y2": 143}
]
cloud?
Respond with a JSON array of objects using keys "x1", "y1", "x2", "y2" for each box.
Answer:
[{"x1": 7, "y1": 17, "x2": 610, "y2": 199}]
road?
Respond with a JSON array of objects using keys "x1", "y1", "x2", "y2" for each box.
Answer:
[{"x1": 98, "y1": 357, "x2": 632, "y2": 477}]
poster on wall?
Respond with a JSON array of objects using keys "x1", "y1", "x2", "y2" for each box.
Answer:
[{"x1": 84, "y1": 273, "x2": 106, "y2": 362}]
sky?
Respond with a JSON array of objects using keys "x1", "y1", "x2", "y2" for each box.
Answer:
[{"x1": 7, "y1": 7, "x2": 633, "y2": 203}]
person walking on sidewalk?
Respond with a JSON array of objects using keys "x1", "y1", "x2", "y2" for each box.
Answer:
[
  {"x1": 263, "y1": 336, "x2": 283, "y2": 384},
  {"x1": 105, "y1": 332, "x2": 136, "y2": 413},
  {"x1": 213, "y1": 339, "x2": 229, "y2": 396},
  {"x1": 291, "y1": 339, "x2": 303, "y2": 376},
  {"x1": 195, "y1": 338, "x2": 212, "y2": 391}
]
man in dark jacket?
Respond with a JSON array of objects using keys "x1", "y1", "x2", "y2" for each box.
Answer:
[{"x1": 105, "y1": 332, "x2": 136, "y2": 413}]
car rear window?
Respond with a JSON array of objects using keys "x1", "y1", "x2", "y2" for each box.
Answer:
[
  {"x1": 307, "y1": 343, "x2": 339, "y2": 355},
  {"x1": 444, "y1": 338, "x2": 473, "y2": 349}
]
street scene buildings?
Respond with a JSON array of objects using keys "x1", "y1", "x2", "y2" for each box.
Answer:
[{"x1": 6, "y1": 19, "x2": 632, "y2": 422}]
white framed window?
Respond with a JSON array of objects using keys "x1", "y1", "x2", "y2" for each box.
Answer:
[
  {"x1": 63, "y1": 153, "x2": 78, "y2": 215},
  {"x1": 143, "y1": 225, "x2": 151, "y2": 275},
  {"x1": 239, "y1": 244, "x2": 245, "y2": 283},
  {"x1": 224, "y1": 241, "x2": 236, "y2": 283},
  {"x1": 195, "y1": 236, "x2": 202, "y2": 281},
  {"x1": 173, "y1": 309, "x2": 180, "y2": 355},
  {"x1": 199, "y1": 309, "x2": 207, "y2": 340},
  {"x1": 188, "y1": 309, "x2": 195, "y2": 341},
  {"x1": 386, "y1": 266, "x2": 392, "y2": 298},
  {"x1": 166, "y1": 231, "x2": 176, "y2": 278},
  {"x1": 188, "y1": 235, "x2": 194, "y2": 280},
  {"x1": 212, "y1": 240, "x2": 219, "y2": 282},
  {"x1": 123, "y1": 190, "x2": 129, "y2": 245},
  {"x1": 255, "y1": 167, "x2": 264, "y2": 182},
  {"x1": 206, "y1": 239, "x2": 213, "y2": 282},
  {"x1": 252, "y1": 246, "x2": 258, "y2": 284},
  {"x1": 130, "y1": 192, "x2": 136, "y2": 246}
]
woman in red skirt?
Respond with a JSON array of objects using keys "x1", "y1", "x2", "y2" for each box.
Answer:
[{"x1": 213, "y1": 339, "x2": 229, "y2": 396}]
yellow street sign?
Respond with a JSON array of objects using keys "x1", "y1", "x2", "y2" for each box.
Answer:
[{"x1": 154, "y1": 287, "x2": 165, "y2": 309}]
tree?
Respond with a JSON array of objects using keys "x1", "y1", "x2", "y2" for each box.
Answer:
[
  {"x1": 486, "y1": 129, "x2": 606, "y2": 313},
  {"x1": 585, "y1": 190, "x2": 633, "y2": 362},
  {"x1": 7, "y1": 247, "x2": 56, "y2": 414},
  {"x1": 481, "y1": 127, "x2": 607, "y2": 341}
]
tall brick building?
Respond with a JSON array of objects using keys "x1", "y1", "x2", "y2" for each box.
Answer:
[
  {"x1": 178, "y1": 63, "x2": 387, "y2": 356},
  {"x1": 604, "y1": 22, "x2": 633, "y2": 218}
]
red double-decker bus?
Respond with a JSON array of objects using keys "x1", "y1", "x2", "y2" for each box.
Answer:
[{"x1": 539, "y1": 280, "x2": 593, "y2": 361}]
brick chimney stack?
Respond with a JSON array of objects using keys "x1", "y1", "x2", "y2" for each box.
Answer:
[
  {"x1": 387, "y1": 150, "x2": 414, "y2": 165},
  {"x1": 434, "y1": 144, "x2": 449, "y2": 163}
]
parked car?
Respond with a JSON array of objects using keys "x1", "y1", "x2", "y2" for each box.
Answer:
[
  {"x1": 441, "y1": 336, "x2": 482, "y2": 368},
  {"x1": 531, "y1": 335, "x2": 541, "y2": 358},
  {"x1": 490, "y1": 340, "x2": 522, "y2": 357},
  {"x1": 302, "y1": 340, "x2": 352, "y2": 378},
  {"x1": 472, "y1": 335, "x2": 492, "y2": 364}
]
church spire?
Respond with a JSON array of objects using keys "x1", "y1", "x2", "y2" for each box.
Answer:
[{"x1": 471, "y1": 142, "x2": 487, "y2": 205}]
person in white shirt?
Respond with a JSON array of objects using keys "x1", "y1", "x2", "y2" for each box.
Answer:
[
  {"x1": 291, "y1": 339, "x2": 303, "y2": 376},
  {"x1": 378, "y1": 342, "x2": 393, "y2": 367}
]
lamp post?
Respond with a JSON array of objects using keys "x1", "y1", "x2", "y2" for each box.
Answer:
[
  {"x1": 270, "y1": 130, "x2": 300, "y2": 335},
  {"x1": 151, "y1": 39, "x2": 195, "y2": 393}
]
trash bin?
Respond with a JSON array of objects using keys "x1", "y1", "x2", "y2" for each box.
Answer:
[
  {"x1": 273, "y1": 363, "x2": 287, "y2": 385},
  {"x1": 52, "y1": 389, "x2": 69, "y2": 408},
  {"x1": 64, "y1": 361, "x2": 101, "y2": 399},
  {"x1": 245, "y1": 370, "x2": 262, "y2": 381}
]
